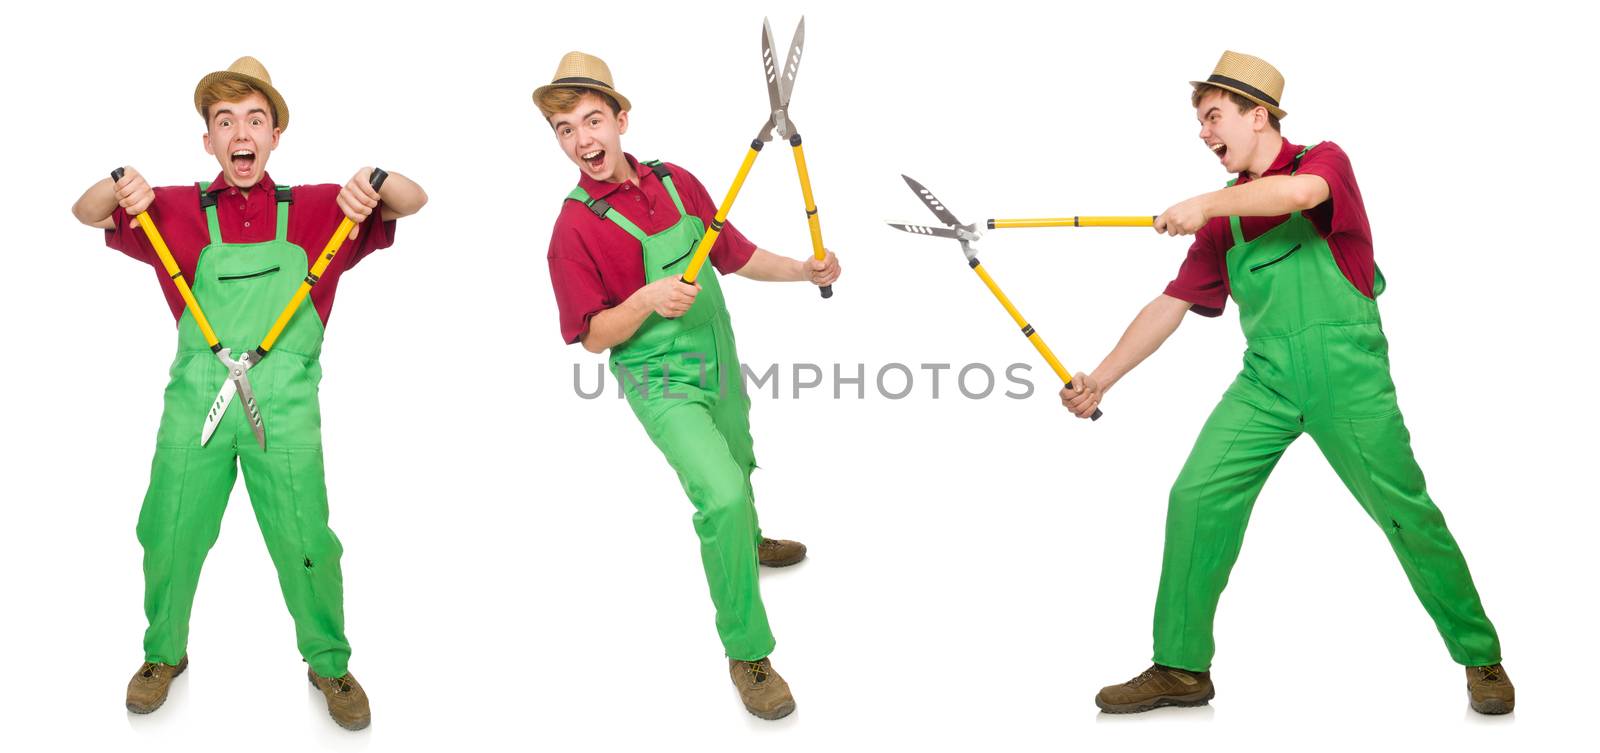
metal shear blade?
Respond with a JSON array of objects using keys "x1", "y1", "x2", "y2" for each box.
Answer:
[
  {"x1": 199, "y1": 348, "x2": 266, "y2": 449},
  {"x1": 759, "y1": 17, "x2": 805, "y2": 142}
]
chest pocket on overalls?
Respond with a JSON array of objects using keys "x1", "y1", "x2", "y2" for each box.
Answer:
[
  {"x1": 1248, "y1": 243, "x2": 1301, "y2": 273},
  {"x1": 216, "y1": 265, "x2": 281, "y2": 282}
]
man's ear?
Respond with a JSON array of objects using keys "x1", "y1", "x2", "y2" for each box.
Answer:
[
  {"x1": 269, "y1": 127, "x2": 280, "y2": 152},
  {"x1": 617, "y1": 109, "x2": 629, "y2": 136},
  {"x1": 202, "y1": 130, "x2": 215, "y2": 156}
]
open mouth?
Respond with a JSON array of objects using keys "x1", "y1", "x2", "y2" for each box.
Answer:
[
  {"x1": 231, "y1": 149, "x2": 257, "y2": 176},
  {"x1": 1209, "y1": 142, "x2": 1228, "y2": 163},
  {"x1": 581, "y1": 149, "x2": 606, "y2": 171}
]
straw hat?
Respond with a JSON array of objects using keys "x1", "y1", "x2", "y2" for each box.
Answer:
[
  {"x1": 1191, "y1": 51, "x2": 1287, "y2": 120},
  {"x1": 532, "y1": 51, "x2": 633, "y2": 113},
  {"x1": 194, "y1": 56, "x2": 290, "y2": 131}
]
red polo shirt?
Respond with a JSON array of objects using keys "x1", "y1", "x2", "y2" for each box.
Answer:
[
  {"x1": 105, "y1": 172, "x2": 396, "y2": 326},
  {"x1": 1164, "y1": 139, "x2": 1374, "y2": 317},
  {"x1": 547, "y1": 154, "x2": 758, "y2": 344}
]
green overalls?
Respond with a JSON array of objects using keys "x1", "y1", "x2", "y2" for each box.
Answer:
[
  {"x1": 138, "y1": 183, "x2": 350, "y2": 677},
  {"x1": 1152, "y1": 147, "x2": 1501, "y2": 671},
  {"x1": 568, "y1": 161, "x2": 775, "y2": 661}
]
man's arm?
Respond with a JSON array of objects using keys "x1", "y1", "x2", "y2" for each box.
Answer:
[
  {"x1": 72, "y1": 167, "x2": 153, "y2": 229},
  {"x1": 578, "y1": 277, "x2": 701, "y2": 354},
  {"x1": 1060, "y1": 294, "x2": 1191, "y2": 418},
  {"x1": 337, "y1": 167, "x2": 427, "y2": 237},
  {"x1": 1154, "y1": 174, "x2": 1330, "y2": 236},
  {"x1": 733, "y1": 246, "x2": 840, "y2": 286}
]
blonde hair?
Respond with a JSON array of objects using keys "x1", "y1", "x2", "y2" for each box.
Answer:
[
  {"x1": 537, "y1": 87, "x2": 621, "y2": 121},
  {"x1": 198, "y1": 78, "x2": 278, "y2": 126}
]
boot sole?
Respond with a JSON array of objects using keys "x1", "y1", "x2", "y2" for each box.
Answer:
[
  {"x1": 126, "y1": 659, "x2": 189, "y2": 714},
  {"x1": 744, "y1": 698, "x2": 797, "y2": 720},
  {"x1": 308, "y1": 671, "x2": 372, "y2": 730},
  {"x1": 1470, "y1": 697, "x2": 1514, "y2": 715},
  {"x1": 1095, "y1": 686, "x2": 1215, "y2": 714},
  {"x1": 758, "y1": 555, "x2": 805, "y2": 568}
]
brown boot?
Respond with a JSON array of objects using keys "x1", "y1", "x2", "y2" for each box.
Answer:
[
  {"x1": 1467, "y1": 663, "x2": 1515, "y2": 715},
  {"x1": 1095, "y1": 664, "x2": 1215, "y2": 714},
  {"x1": 309, "y1": 668, "x2": 372, "y2": 730},
  {"x1": 758, "y1": 537, "x2": 807, "y2": 568},
  {"x1": 126, "y1": 655, "x2": 189, "y2": 714},
  {"x1": 729, "y1": 658, "x2": 796, "y2": 720}
]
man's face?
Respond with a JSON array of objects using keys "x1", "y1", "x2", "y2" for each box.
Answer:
[
  {"x1": 202, "y1": 90, "x2": 280, "y2": 189},
  {"x1": 549, "y1": 92, "x2": 629, "y2": 183},
  {"x1": 1195, "y1": 90, "x2": 1266, "y2": 173}
]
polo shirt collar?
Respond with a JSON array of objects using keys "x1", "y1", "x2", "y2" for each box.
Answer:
[
  {"x1": 204, "y1": 172, "x2": 277, "y2": 196},
  {"x1": 576, "y1": 153, "x2": 644, "y2": 201}
]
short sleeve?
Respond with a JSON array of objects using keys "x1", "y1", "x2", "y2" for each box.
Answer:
[{"x1": 1162, "y1": 220, "x2": 1229, "y2": 317}]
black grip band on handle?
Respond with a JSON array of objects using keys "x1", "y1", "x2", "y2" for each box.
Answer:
[
  {"x1": 369, "y1": 167, "x2": 388, "y2": 190},
  {"x1": 818, "y1": 284, "x2": 833, "y2": 299},
  {"x1": 111, "y1": 168, "x2": 125, "y2": 181}
]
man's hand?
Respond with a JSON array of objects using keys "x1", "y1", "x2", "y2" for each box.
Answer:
[
  {"x1": 806, "y1": 249, "x2": 841, "y2": 287},
  {"x1": 1154, "y1": 194, "x2": 1210, "y2": 236},
  {"x1": 1059, "y1": 371, "x2": 1104, "y2": 419},
  {"x1": 337, "y1": 167, "x2": 383, "y2": 240},
  {"x1": 640, "y1": 277, "x2": 701, "y2": 318},
  {"x1": 114, "y1": 167, "x2": 155, "y2": 217}
]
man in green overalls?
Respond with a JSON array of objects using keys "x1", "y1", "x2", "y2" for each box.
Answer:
[
  {"x1": 1059, "y1": 51, "x2": 1514, "y2": 715},
  {"x1": 536, "y1": 52, "x2": 840, "y2": 720},
  {"x1": 71, "y1": 56, "x2": 428, "y2": 730}
]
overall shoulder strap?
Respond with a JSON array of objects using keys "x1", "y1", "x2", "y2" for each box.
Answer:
[
  {"x1": 275, "y1": 184, "x2": 292, "y2": 242},
  {"x1": 565, "y1": 186, "x2": 648, "y2": 241},
  {"x1": 1289, "y1": 143, "x2": 1316, "y2": 175},
  {"x1": 645, "y1": 160, "x2": 689, "y2": 217},
  {"x1": 198, "y1": 182, "x2": 223, "y2": 245}
]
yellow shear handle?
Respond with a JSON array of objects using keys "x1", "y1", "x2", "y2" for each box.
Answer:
[
  {"x1": 988, "y1": 216, "x2": 1156, "y2": 229},
  {"x1": 682, "y1": 141, "x2": 763, "y2": 285},
  {"x1": 112, "y1": 169, "x2": 224, "y2": 352},
  {"x1": 971, "y1": 260, "x2": 1102, "y2": 420},
  {"x1": 789, "y1": 134, "x2": 831, "y2": 299},
  {"x1": 256, "y1": 168, "x2": 388, "y2": 357}
]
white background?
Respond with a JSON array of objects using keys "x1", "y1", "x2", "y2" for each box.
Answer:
[{"x1": 2, "y1": 0, "x2": 1595, "y2": 750}]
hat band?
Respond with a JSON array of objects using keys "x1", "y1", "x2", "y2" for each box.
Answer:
[
  {"x1": 552, "y1": 76, "x2": 615, "y2": 90},
  {"x1": 1204, "y1": 74, "x2": 1280, "y2": 108}
]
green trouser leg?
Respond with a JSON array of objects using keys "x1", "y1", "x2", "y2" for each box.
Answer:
[
  {"x1": 238, "y1": 443, "x2": 350, "y2": 677},
  {"x1": 1308, "y1": 411, "x2": 1501, "y2": 666},
  {"x1": 642, "y1": 393, "x2": 774, "y2": 661},
  {"x1": 139, "y1": 443, "x2": 238, "y2": 666},
  {"x1": 1152, "y1": 374, "x2": 1298, "y2": 672}
]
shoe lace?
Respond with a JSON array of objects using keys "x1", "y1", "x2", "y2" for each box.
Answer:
[
  {"x1": 741, "y1": 661, "x2": 770, "y2": 684},
  {"x1": 1474, "y1": 665, "x2": 1503, "y2": 683},
  {"x1": 759, "y1": 539, "x2": 777, "y2": 551},
  {"x1": 1124, "y1": 666, "x2": 1160, "y2": 688}
]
